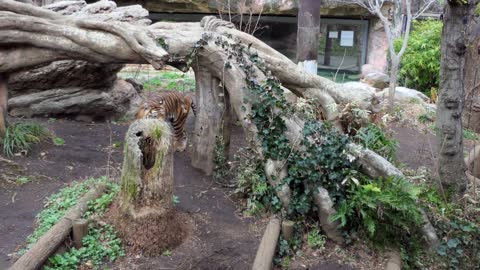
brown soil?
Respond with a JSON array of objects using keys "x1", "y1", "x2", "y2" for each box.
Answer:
[
  {"x1": 108, "y1": 204, "x2": 190, "y2": 256},
  {"x1": 0, "y1": 111, "x2": 456, "y2": 269}
]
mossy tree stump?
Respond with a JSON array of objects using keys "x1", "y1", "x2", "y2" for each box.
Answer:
[
  {"x1": 115, "y1": 119, "x2": 188, "y2": 255},
  {"x1": 119, "y1": 119, "x2": 174, "y2": 219}
]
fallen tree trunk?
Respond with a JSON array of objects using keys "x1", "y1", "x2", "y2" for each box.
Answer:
[{"x1": 10, "y1": 183, "x2": 107, "y2": 270}]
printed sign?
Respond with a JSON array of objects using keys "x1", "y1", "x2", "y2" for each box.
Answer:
[
  {"x1": 328, "y1": 31, "x2": 338, "y2": 39},
  {"x1": 340, "y1": 31, "x2": 354, "y2": 47}
]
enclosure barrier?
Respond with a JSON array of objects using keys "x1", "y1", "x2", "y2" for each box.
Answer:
[
  {"x1": 10, "y1": 184, "x2": 107, "y2": 270},
  {"x1": 252, "y1": 217, "x2": 281, "y2": 270}
]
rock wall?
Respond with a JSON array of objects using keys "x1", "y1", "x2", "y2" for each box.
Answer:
[
  {"x1": 118, "y1": 0, "x2": 376, "y2": 16},
  {"x1": 7, "y1": 0, "x2": 149, "y2": 120},
  {"x1": 366, "y1": 18, "x2": 388, "y2": 72}
]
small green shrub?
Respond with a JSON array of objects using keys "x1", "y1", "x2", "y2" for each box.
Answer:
[
  {"x1": 307, "y1": 228, "x2": 326, "y2": 249},
  {"x1": 213, "y1": 133, "x2": 230, "y2": 183},
  {"x1": 172, "y1": 195, "x2": 180, "y2": 205},
  {"x1": 16, "y1": 176, "x2": 30, "y2": 185},
  {"x1": 234, "y1": 151, "x2": 281, "y2": 216},
  {"x1": 52, "y1": 137, "x2": 65, "y2": 146},
  {"x1": 394, "y1": 19, "x2": 442, "y2": 93},
  {"x1": 419, "y1": 186, "x2": 480, "y2": 269},
  {"x1": 355, "y1": 124, "x2": 398, "y2": 162},
  {"x1": 333, "y1": 176, "x2": 423, "y2": 248},
  {"x1": 463, "y1": 128, "x2": 480, "y2": 140},
  {"x1": 2, "y1": 122, "x2": 51, "y2": 156},
  {"x1": 162, "y1": 249, "x2": 173, "y2": 257}
]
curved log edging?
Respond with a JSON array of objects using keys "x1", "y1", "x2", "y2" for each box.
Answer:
[{"x1": 10, "y1": 184, "x2": 107, "y2": 270}]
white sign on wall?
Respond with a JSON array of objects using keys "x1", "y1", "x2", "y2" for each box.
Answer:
[
  {"x1": 328, "y1": 31, "x2": 338, "y2": 39},
  {"x1": 340, "y1": 31, "x2": 354, "y2": 47}
]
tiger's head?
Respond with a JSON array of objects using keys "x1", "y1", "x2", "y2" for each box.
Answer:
[{"x1": 136, "y1": 101, "x2": 167, "y2": 121}]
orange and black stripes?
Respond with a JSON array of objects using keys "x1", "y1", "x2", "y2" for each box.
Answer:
[{"x1": 135, "y1": 91, "x2": 196, "y2": 151}]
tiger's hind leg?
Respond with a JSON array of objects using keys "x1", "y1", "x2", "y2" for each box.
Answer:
[{"x1": 174, "y1": 131, "x2": 187, "y2": 152}]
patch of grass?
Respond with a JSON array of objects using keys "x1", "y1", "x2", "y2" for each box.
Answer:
[
  {"x1": 21, "y1": 177, "x2": 117, "y2": 253},
  {"x1": 354, "y1": 124, "x2": 398, "y2": 162},
  {"x1": 16, "y1": 176, "x2": 30, "y2": 185},
  {"x1": 172, "y1": 195, "x2": 180, "y2": 205},
  {"x1": 418, "y1": 112, "x2": 435, "y2": 123},
  {"x1": 463, "y1": 129, "x2": 480, "y2": 140},
  {"x1": 112, "y1": 140, "x2": 123, "y2": 148},
  {"x1": 30, "y1": 177, "x2": 123, "y2": 269},
  {"x1": 2, "y1": 122, "x2": 51, "y2": 156},
  {"x1": 52, "y1": 137, "x2": 65, "y2": 146},
  {"x1": 142, "y1": 71, "x2": 195, "y2": 92},
  {"x1": 161, "y1": 249, "x2": 172, "y2": 257}
]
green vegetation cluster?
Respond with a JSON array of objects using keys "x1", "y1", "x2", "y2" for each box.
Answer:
[
  {"x1": 394, "y1": 19, "x2": 442, "y2": 94},
  {"x1": 142, "y1": 71, "x2": 195, "y2": 92},
  {"x1": 208, "y1": 33, "x2": 428, "y2": 266},
  {"x1": 2, "y1": 122, "x2": 51, "y2": 156},
  {"x1": 21, "y1": 177, "x2": 124, "y2": 269}
]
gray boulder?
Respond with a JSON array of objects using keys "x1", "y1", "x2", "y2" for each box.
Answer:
[
  {"x1": 362, "y1": 72, "x2": 390, "y2": 89},
  {"x1": 377, "y1": 87, "x2": 431, "y2": 104}
]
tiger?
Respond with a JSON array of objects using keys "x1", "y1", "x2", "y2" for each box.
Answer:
[{"x1": 136, "y1": 91, "x2": 197, "y2": 152}]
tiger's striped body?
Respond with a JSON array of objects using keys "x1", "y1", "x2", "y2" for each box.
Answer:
[{"x1": 136, "y1": 91, "x2": 196, "y2": 152}]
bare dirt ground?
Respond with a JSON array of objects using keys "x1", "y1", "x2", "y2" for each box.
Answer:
[{"x1": 1, "y1": 109, "x2": 469, "y2": 269}]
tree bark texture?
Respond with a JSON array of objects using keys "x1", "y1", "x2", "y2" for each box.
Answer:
[
  {"x1": 191, "y1": 65, "x2": 231, "y2": 175},
  {"x1": 437, "y1": 1, "x2": 476, "y2": 194},
  {"x1": 463, "y1": 17, "x2": 480, "y2": 132},
  {"x1": 119, "y1": 119, "x2": 174, "y2": 219},
  {"x1": 0, "y1": 73, "x2": 7, "y2": 138},
  {"x1": 296, "y1": 0, "x2": 321, "y2": 74}
]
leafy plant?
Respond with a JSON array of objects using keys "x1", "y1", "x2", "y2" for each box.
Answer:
[
  {"x1": 172, "y1": 195, "x2": 180, "y2": 205},
  {"x1": 234, "y1": 151, "x2": 281, "y2": 215},
  {"x1": 419, "y1": 185, "x2": 480, "y2": 269},
  {"x1": 307, "y1": 228, "x2": 326, "y2": 250},
  {"x1": 46, "y1": 224, "x2": 124, "y2": 269},
  {"x1": 112, "y1": 140, "x2": 123, "y2": 148},
  {"x1": 333, "y1": 176, "x2": 423, "y2": 247},
  {"x1": 162, "y1": 249, "x2": 172, "y2": 257},
  {"x1": 52, "y1": 137, "x2": 65, "y2": 146},
  {"x1": 394, "y1": 19, "x2": 442, "y2": 93},
  {"x1": 354, "y1": 124, "x2": 398, "y2": 162},
  {"x1": 2, "y1": 122, "x2": 51, "y2": 156},
  {"x1": 213, "y1": 132, "x2": 230, "y2": 183},
  {"x1": 418, "y1": 112, "x2": 435, "y2": 123},
  {"x1": 463, "y1": 128, "x2": 480, "y2": 140},
  {"x1": 16, "y1": 176, "x2": 30, "y2": 185}
]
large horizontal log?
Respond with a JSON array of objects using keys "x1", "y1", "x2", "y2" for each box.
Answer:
[{"x1": 10, "y1": 184, "x2": 107, "y2": 270}]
